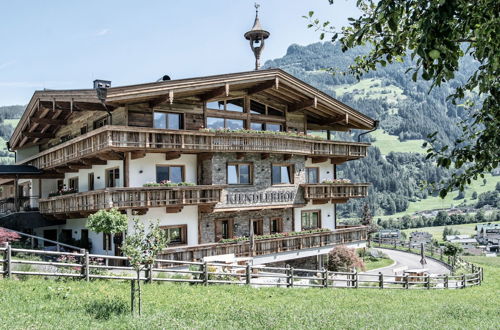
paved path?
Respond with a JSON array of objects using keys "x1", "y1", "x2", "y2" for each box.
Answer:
[{"x1": 366, "y1": 248, "x2": 450, "y2": 275}]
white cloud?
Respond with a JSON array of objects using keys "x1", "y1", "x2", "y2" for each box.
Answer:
[
  {"x1": 0, "y1": 60, "x2": 16, "y2": 70},
  {"x1": 96, "y1": 28, "x2": 110, "y2": 36}
]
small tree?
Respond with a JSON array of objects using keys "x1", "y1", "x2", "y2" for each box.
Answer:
[
  {"x1": 0, "y1": 228, "x2": 21, "y2": 244},
  {"x1": 443, "y1": 242, "x2": 463, "y2": 266},
  {"x1": 327, "y1": 245, "x2": 365, "y2": 272},
  {"x1": 87, "y1": 208, "x2": 128, "y2": 253},
  {"x1": 121, "y1": 219, "x2": 168, "y2": 316}
]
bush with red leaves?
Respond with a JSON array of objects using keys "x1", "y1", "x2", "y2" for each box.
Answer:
[
  {"x1": 327, "y1": 245, "x2": 365, "y2": 272},
  {"x1": 0, "y1": 228, "x2": 21, "y2": 244}
]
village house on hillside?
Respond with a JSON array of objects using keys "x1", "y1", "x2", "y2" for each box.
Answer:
[
  {"x1": 476, "y1": 223, "x2": 500, "y2": 252},
  {"x1": 0, "y1": 11, "x2": 376, "y2": 264}
]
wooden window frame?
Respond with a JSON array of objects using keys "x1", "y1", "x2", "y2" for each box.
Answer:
[
  {"x1": 249, "y1": 99, "x2": 285, "y2": 117},
  {"x1": 271, "y1": 163, "x2": 294, "y2": 185},
  {"x1": 93, "y1": 116, "x2": 109, "y2": 130},
  {"x1": 88, "y1": 172, "x2": 95, "y2": 191},
  {"x1": 156, "y1": 165, "x2": 186, "y2": 183},
  {"x1": 206, "y1": 98, "x2": 245, "y2": 112},
  {"x1": 214, "y1": 219, "x2": 234, "y2": 242},
  {"x1": 227, "y1": 162, "x2": 253, "y2": 185},
  {"x1": 270, "y1": 217, "x2": 284, "y2": 234},
  {"x1": 68, "y1": 177, "x2": 79, "y2": 192},
  {"x1": 301, "y1": 210, "x2": 322, "y2": 230},
  {"x1": 206, "y1": 116, "x2": 245, "y2": 130},
  {"x1": 105, "y1": 167, "x2": 120, "y2": 188},
  {"x1": 251, "y1": 219, "x2": 264, "y2": 236},
  {"x1": 306, "y1": 167, "x2": 320, "y2": 184},
  {"x1": 153, "y1": 111, "x2": 184, "y2": 130},
  {"x1": 161, "y1": 225, "x2": 188, "y2": 246}
]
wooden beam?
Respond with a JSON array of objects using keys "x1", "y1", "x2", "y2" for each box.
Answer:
[
  {"x1": 31, "y1": 117, "x2": 67, "y2": 126},
  {"x1": 165, "y1": 151, "x2": 181, "y2": 160},
  {"x1": 246, "y1": 79, "x2": 276, "y2": 95},
  {"x1": 331, "y1": 157, "x2": 349, "y2": 165},
  {"x1": 198, "y1": 153, "x2": 213, "y2": 161},
  {"x1": 288, "y1": 98, "x2": 316, "y2": 113},
  {"x1": 132, "y1": 208, "x2": 149, "y2": 216},
  {"x1": 236, "y1": 152, "x2": 245, "y2": 160},
  {"x1": 283, "y1": 154, "x2": 292, "y2": 161},
  {"x1": 149, "y1": 90, "x2": 174, "y2": 107},
  {"x1": 96, "y1": 151, "x2": 123, "y2": 161},
  {"x1": 311, "y1": 157, "x2": 329, "y2": 164},
  {"x1": 166, "y1": 206, "x2": 183, "y2": 213},
  {"x1": 261, "y1": 153, "x2": 270, "y2": 160},
  {"x1": 23, "y1": 131, "x2": 55, "y2": 139},
  {"x1": 124, "y1": 152, "x2": 130, "y2": 188},
  {"x1": 81, "y1": 158, "x2": 107, "y2": 165},
  {"x1": 198, "y1": 205, "x2": 215, "y2": 213},
  {"x1": 312, "y1": 199, "x2": 329, "y2": 205},
  {"x1": 130, "y1": 151, "x2": 146, "y2": 160},
  {"x1": 68, "y1": 164, "x2": 92, "y2": 170},
  {"x1": 200, "y1": 83, "x2": 229, "y2": 101}
]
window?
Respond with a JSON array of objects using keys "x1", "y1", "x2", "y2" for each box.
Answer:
[
  {"x1": 93, "y1": 116, "x2": 109, "y2": 129},
  {"x1": 272, "y1": 165, "x2": 293, "y2": 185},
  {"x1": 162, "y1": 225, "x2": 187, "y2": 245},
  {"x1": 251, "y1": 219, "x2": 264, "y2": 236},
  {"x1": 266, "y1": 123, "x2": 282, "y2": 132},
  {"x1": 250, "y1": 100, "x2": 284, "y2": 117},
  {"x1": 207, "y1": 98, "x2": 244, "y2": 112},
  {"x1": 154, "y1": 112, "x2": 183, "y2": 130},
  {"x1": 57, "y1": 179, "x2": 64, "y2": 191},
  {"x1": 156, "y1": 165, "x2": 184, "y2": 183},
  {"x1": 106, "y1": 168, "x2": 120, "y2": 188},
  {"x1": 270, "y1": 218, "x2": 283, "y2": 234},
  {"x1": 301, "y1": 210, "x2": 321, "y2": 230},
  {"x1": 215, "y1": 219, "x2": 234, "y2": 242},
  {"x1": 250, "y1": 122, "x2": 264, "y2": 131},
  {"x1": 68, "y1": 177, "x2": 79, "y2": 192},
  {"x1": 103, "y1": 233, "x2": 112, "y2": 251},
  {"x1": 207, "y1": 117, "x2": 244, "y2": 130},
  {"x1": 60, "y1": 229, "x2": 72, "y2": 243},
  {"x1": 306, "y1": 167, "x2": 319, "y2": 184},
  {"x1": 80, "y1": 125, "x2": 88, "y2": 135},
  {"x1": 227, "y1": 163, "x2": 251, "y2": 185},
  {"x1": 88, "y1": 173, "x2": 95, "y2": 191}
]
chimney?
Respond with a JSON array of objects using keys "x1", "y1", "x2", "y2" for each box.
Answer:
[{"x1": 93, "y1": 79, "x2": 111, "y2": 89}]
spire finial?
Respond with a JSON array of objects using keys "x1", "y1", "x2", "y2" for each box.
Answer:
[
  {"x1": 244, "y1": 3, "x2": 270, "y2": 70},
  {"x1": 255, "y1": 3, "x2": 260, "y2": 16}
]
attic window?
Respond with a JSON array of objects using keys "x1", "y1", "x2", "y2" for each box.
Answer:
[{"x1": 206, "y1": 98, "x2": 244, "y2": 112}]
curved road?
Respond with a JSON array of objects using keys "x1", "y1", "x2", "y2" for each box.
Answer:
[{"x1": 367, "y1": 248, "x2": 450, "y2": 275}]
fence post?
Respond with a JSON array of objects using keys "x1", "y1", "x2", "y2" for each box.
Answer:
[
  {"x1": 379, "y1": 272, "x2": 383, "y2": 289},
  {"x1": 245, "y1": 263, "x2": 251, "y2": 285},
  {"x1": 322, "y1": 268, "x2": 328, "y2": 288},
  {"x1": 147, "y1": 263, "x2": 153, "y2": 284},
  {"x1": 404, "y1": 274, "x2": 409, "y2": 289},
  {"x1": 444, "y1": 274, "x2": 448, "y2": 289},
  {"x1": 203, "y1": 261, "x2": 208, "y2": 286},
  {"x1": 426, "y1": 274, "x2": 430, "y2": 289},
  {"x1": 82, "y1": 249, "x2": 89, "y2": 282},
  {"x1": 354, "y1": 270, "x2": 358, "y2": 289},
  {"x1": 462, "y1": 274, "x2": 466, "y2": 289},
  {"x1": 6, "y1": 243, "x2": 11, "y2": 278}
]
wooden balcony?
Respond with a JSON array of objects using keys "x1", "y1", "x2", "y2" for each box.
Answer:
[
  {"x1": 158, "y1": 226, "x2": 368, "y2": 261},
  {"x1": 301, "y1": 183, "x2": 370, "y2": 204},
  {"x1": 20, "y1": 126, "x2": 369, "y2": 170},
  {"x1": 39, "y1": 185, "x2": 225, "y2": 217}
]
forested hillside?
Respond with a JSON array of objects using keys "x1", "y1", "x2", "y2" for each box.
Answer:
[
  {"x1": 264, "y1": 42, "x2": 498, "y2": 218},
  {"x1": 0, "y1": 105, "x2": 24, "y2": 164}
]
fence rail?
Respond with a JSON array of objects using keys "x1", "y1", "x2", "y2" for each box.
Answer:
[
  {"x1": 19, "y1": 125, "x2": 369, "y2": 170},
  {"x1": 302, "y1": 183, "x2": 370, "y2": 201},
  {"x1": 0, "y1": 243, "x2": 482, "y2": 290}
]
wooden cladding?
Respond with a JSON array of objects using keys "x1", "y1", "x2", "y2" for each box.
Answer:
[
  {"x1": 39, "y1": 185, "x2": 225, "y2": 215},
  {"x1": 301, "y1": 183, "x2": 370, "y2": 202},
  {"x1": 158, "y1": 226, "x2": 368, "y2": 261},
  {"x1": 20, "y1": 126, "x2": 369, "y2": 170}
]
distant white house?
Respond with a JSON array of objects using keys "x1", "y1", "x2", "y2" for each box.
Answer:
[{"x1": 446, "y1": 237, "x2": 477, "y2": 251}]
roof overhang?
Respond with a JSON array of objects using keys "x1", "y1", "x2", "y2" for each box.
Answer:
[
  {"x1": 0, "y1": 165, "x2": 64, "y2": 179},
  {"x1": 10, "y1": 69, "x2": 376, "y2": 150}
]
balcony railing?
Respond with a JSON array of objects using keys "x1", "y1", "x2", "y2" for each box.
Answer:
[
  {"x1": 39, "y1": 185, "x2": 225, "y2": 215},
  {"x1": 158, "y1": 226, "x2": 368, "y2": 261},
  {"x1": 20, "y1": 126, "x2": 370, "y2": 170},
  {"x1": 301, "y1": 183, "x2": 370, "y2": 202}
]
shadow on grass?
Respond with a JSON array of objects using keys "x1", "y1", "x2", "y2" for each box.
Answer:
[{"x1": 84, "y1": 299, "x2": 128, "y2": 320}]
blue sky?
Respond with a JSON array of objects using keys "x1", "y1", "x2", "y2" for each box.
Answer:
[{"x1": 0, "y1": 0, "x2": 357, "y2": 106}]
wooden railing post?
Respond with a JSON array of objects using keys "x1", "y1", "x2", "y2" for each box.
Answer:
[
  {"x1": 286, "y1": 265, "x2": 292, "y2": 288},
  {"x1": 82, "y1": 249, "x2": 90, "y2": 281},
  {"x1": 354, "y1": 270, "x2": 358, "y2": 288},
  {"x1": 322, "y1": 268, "x2": 328, "y2": 288},
  {"x1": 426, "y1": 274, "x2": 431, "y2": 289},
  {"x1": 379, "y1": 272, "x2": 383, "y2": 289},
  {"x1": 245, "y1": 263, "x2": 251, "y2": 285},
  {"x1": 6, "y1": 243, "x2": 11, "y2": 278},
  {"x1": 203, "y1": 261, "x2": 208, "y2": 286},
  {"x1": 147, "y1": 263, "x2": 153, "y2": 284},
  {"x1": 444, "y1": 274, "x2": 448, "y2": 289},
  {"x1": 462, "y1": 274, "x2": 466, "y2": 289},
  {"x1": 404, "y1": 274, "x2": 409, "y2": 289}
]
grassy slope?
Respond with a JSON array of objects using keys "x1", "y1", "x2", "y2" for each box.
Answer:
[
  {"x1": 369, "y1": 129, "x2": 426, "y2": 154},
  {"x1": 0, "y1": 257, "x2": 498, "y2": 329},
  {"x1": 402, "y1": 220, "x2": 500, "y2": 242}
]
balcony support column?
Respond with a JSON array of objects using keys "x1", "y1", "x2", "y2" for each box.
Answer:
[{"x1": 123, "y1": 152, "x2": 130, "y2": 187}]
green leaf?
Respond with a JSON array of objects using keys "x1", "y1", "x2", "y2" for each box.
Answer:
[
  {"x1": 308, "y1": 11, "x2": 314, "y2": 17},
  {"x1": 428, "y1": 49, "x2": 440, "y2": 59}
]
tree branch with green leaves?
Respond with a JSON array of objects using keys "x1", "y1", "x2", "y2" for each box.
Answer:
[{"x1": 306, "y1": 0, "x2": 499, "y2": 198}]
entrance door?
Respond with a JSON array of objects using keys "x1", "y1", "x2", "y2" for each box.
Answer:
[
  {"x1": 215, "y1": 219, "x2": 234, "y2": 242},
  {"x1": 43, "y1": 229, "x2": 57, "y2": 246}
]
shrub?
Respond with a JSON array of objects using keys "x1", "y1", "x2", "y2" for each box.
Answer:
[
  {"x1": 0, "y1": 228, "x2": 20, "y2": 244},
  {"x1": 327, "y1": 245, "x2": 365, "y2": 272}
]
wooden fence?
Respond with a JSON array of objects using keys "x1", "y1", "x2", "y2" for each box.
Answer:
[{"x1": 0, "y1": 243, "x2": 482, "y2": 290}]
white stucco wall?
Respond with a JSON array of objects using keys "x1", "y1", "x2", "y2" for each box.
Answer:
[
  {"x1": 63, "y1": 160, "x2": 123, "y2": 192},
  {"x1": 129, "y1": 153, "x2": 197, "y2": 186},
  {"x1": 304, "y1": 158, "x2": 334, "y2": 182},
  {"x1": 294, "y1": 202, "x2": 336, "y2": 231}
]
